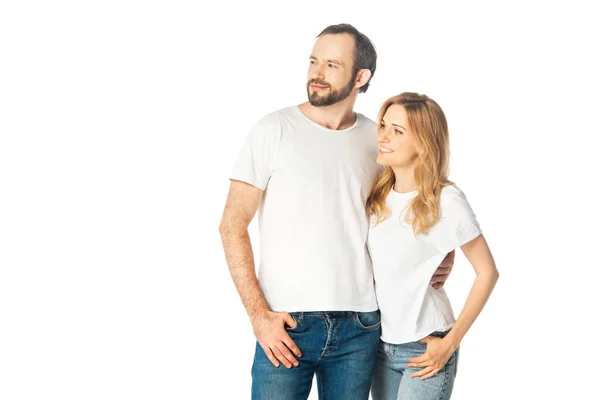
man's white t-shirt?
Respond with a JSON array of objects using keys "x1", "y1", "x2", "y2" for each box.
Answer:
[
  {"x1": 231, "y1": 106, "x2": 381, "y2": 312},
  {"x1": 367, "y1": 185, "x2": 482, "y2": 344}
]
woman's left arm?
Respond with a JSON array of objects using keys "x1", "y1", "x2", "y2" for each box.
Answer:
[{"x1": 408, "y1": 234, "x2": 499, "y2": 379}]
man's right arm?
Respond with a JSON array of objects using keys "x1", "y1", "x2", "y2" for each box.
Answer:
[{"x1": 219, "y1": 180, "x2": 301, "y2": 368}]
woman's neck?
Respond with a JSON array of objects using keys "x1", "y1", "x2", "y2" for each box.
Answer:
[{"x1": 392, "y1": 166, "x2": 417, "y2": 193}]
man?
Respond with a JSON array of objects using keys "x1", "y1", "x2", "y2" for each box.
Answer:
[{"x1": 219, "y1": 24, "x2": 455, "y2": 400}]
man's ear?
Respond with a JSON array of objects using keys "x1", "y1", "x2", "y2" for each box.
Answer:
[{"x1": 355, "y1": 69, "x2": 372, "y2": 90}]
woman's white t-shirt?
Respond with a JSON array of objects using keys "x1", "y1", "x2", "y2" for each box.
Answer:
[{"x1": 367, "y1": 185, "x2": 482, "y2": 344}]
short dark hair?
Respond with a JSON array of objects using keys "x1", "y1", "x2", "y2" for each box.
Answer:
[{"x1": 317, "y1": 23, "x2": 377, "y2": 93}]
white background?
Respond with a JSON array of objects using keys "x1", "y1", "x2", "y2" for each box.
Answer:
[{"x1": 1, "y1": 1, "x2": 598, "y2": 399}]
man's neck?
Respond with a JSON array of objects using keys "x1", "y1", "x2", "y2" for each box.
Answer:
[{"x1": 298, "y1": 97, "x2": 357, "y2": 130}]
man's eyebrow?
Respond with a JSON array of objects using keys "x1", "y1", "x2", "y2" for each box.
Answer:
[{"x1": 309, "y1": 56, "x2": 344, "y2": 66}]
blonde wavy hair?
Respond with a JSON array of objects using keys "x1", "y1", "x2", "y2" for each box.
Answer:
[{"x1": 366, "y1": 92, "x2": 453, "y2": 235}]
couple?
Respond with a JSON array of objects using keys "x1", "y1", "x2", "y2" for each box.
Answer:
[{"x1": 219, "y1": 24, "x2": 499, "y2": 400}]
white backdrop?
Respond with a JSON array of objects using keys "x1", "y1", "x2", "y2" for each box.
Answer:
[{"x1": 1, "y1": 1, "x2": 598, "y2": 399}]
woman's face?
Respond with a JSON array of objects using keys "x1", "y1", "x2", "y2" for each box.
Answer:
[{"x1": 376, "y1": 104, "x2": 419, "y2": 168}]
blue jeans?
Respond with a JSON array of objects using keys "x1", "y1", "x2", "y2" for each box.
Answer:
[
  {"x1": 371, "y1": 330, "x2": 458, "y2": 400},
  {"x1": 251, "y1": 310, "x2": 381, "y2": 400}
]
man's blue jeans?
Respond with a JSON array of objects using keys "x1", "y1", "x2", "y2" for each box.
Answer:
[{"x1": 251, "y1": 310, "x2": 381, "y2": 400}]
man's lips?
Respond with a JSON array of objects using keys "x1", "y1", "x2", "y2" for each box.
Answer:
[{"x1": 310, "y1": 84, "x2": 329, "y2": 90}]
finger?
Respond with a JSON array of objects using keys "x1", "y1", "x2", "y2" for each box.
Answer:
[
  {"x1": 433, "y1": 266, "x2": 451, "y2": 276},
  {"x1": 421, "y1": 368, "x2": 441, "y2": 380},
  {"x1": 430, "y1": 280, "x2": 445, "y2": 289},
  {"x1": 275, "y1": 342, "x2": 298, "y2": 367},
  {"x1": 430, "y1": 278, "x2": 442, "y2": 284},
  {"x1": 443, "y1": 250, "x2": 456, "y2": 264},
  {"x1": 261, "y1": 344, "x2": 280, "y2": 368},
  {"x1": 407, "y1": 360, "x2": 431, "y2": 368},
  {"x1": 271, "y1": 345, "x2": 293, "y2": 368},
  {"x1": 284, "y1": 313, "x2": 297, "y2": 329},
  {"x1": 437, "y1": 263, "x2": 452, "y2": 270},
  {"x1": 411, "y1": 366, "x2": 434, "y2": 378},
  {"x1": 418, "y1": 336, "x2": 431, "y2": 344},
  {"x1": 430, "y1": 273, "x2": 448, "y2": 282},
  {"x1": 282, "y1": 333, "x2": 302, "y2": 358},
  {"x1": 408, "y1": 354, "x2": 428, "y2": 365}
]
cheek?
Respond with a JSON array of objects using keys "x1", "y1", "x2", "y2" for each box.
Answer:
[
  {"x1": 400, "y1": 137, "x2": 418, "y2": 158},
  {"x1": 407, "y1": 145, "x2": 419, "y2": 160},
  {"x1": 393, "y1": 138, "x2": 418, "y2": 161},
  {"x1": 330, "y1": 70, "x2": 349, "y2": 85}
]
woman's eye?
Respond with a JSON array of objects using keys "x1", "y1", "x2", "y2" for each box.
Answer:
[{"x1": 395, "y1": 129, "x2": 402, "y2": 135}]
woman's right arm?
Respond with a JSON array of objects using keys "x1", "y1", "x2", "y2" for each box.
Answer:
[
  {"x1": 442, "y1": 234, "x2": 499, "y2": 350},
  {"x1": 408, "y1": 234, "x2": 499, "y2": 379}
]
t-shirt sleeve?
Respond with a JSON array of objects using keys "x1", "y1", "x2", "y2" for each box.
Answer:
[
  {"x1": 230, "y1": 114, "x2": 281, "y2": 190},
  {"x1": 434, "y1": 189, "x2": 482, "y2": 254}
]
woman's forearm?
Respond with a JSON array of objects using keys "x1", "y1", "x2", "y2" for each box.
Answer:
[
  {"x1": 444, "y1": 234, "x2": 499, "y2": 350},
  {"x1": 445, "y1": 269, "x2": 499, "y2": 350}
]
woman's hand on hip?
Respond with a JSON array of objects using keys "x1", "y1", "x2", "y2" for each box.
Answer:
[{"x1": 407, "y1": 336, "x2": 456, "y2": 380}]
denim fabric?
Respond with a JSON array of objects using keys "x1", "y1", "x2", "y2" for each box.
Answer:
[
  {"x1": 371, "y1": 330, "x2": 458, "y2": 400},
  {"x1": 251, "y1": 310, "x2": 381, "y2": 400}
]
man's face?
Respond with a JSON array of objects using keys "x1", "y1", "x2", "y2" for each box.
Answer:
[{"x1": 306, "y1": 33, "x2": 356, "y2": 107}]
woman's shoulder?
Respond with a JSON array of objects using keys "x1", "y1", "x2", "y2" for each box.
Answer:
[
  {"x1": 440, "y1": 184, "x2": 466, "y2": 202},
  {"x1": 439, "y1": 184, "x2": 475, "y2": 213},
  {"x1": 436, "y1": 183, "x2": 479, "y2": 224}
]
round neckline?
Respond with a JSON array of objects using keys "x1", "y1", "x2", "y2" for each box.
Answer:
[
  {"x1": 390, "y1": 187, "x2": 418, "y2": 197},
  {"x1": 294, "y1": 105, "x2": 360, "y2": 133}
]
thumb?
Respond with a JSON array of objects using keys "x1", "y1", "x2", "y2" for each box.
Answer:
[
  {"x1": 283, "y1": 313, "x2": 296, "y2": 328},
  {"x1": 419, "y1": 336, "x2": 431, "y2": 344}
]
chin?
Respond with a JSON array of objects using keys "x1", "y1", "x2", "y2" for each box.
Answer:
[{"x1": 376, "y1": 156, "x2": 391, "y2": 166}]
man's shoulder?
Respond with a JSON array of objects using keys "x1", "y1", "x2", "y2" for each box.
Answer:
[
  {"x1": 251, "y1": 106, "x2": 296, "y2": 129},
  {"x1": 356, "y1": 113, "x2": 377, "y2": 129},
  {"x1": 260, "y1": 106, "x2": 297, "y2": 120}
]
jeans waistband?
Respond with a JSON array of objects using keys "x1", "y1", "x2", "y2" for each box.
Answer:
[{"x1": 290, "y1": 311, "x2": 359, "y2": 318}]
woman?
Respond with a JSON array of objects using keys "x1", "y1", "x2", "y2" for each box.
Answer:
[{"x1": 367, "y1": 92, "x2": 499, "y2": 399}]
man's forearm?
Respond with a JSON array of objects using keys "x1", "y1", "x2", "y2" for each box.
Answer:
[{"x1": 220, "y1": 228, "x2": 270, "y2": 320}]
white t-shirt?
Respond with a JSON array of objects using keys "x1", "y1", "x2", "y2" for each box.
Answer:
[
  {"x1": 231, "y1": 106, "x2": 381, "y2": 312},
  {"x1": 367, "y1": 185, "x2": 482, "y2": 344}
]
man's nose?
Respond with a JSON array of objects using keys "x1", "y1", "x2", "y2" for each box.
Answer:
[{"x1": 311, "y1": 64, "x2": 325, "y2": 80}]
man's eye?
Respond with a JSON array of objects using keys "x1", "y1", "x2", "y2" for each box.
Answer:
[{"x1": 328, "y1": 64, "x2": 336, "y2": 68}]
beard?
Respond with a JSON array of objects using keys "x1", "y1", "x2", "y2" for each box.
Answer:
[{"x1": 306, "y1": 76, "x2": 355, "y2": 107}]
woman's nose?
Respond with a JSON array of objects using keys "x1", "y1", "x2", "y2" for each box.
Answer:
[{"x1": 377, "y1": 131, "x2": 390, "y2": 142}]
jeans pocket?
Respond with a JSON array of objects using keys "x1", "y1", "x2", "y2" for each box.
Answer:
[{"x1": 354, "y1": 310, "x2": 381, "y2": 331}]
